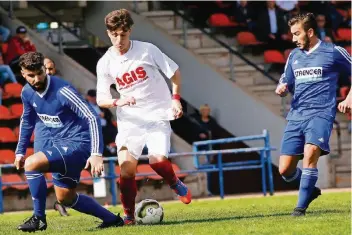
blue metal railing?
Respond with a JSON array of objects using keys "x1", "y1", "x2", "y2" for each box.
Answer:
[{"x1": 0, "y1": 131, "x2": 276, "y2": 213}]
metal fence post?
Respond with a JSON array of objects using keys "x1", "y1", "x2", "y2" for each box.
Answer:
[
  {"x1": 108, "y1": 160, "x2": 117, "y2": 206},
  {"x1": 218, "y1": 153, "x2": 224, "y2": 199},
  {"x1": 260, "y1": 150, "x2": 267, "y2": 196},
  {"x1": 264, "y1": 130, "x2": 274, "y2": 195}
]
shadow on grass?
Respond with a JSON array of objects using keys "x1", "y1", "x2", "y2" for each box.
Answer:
[{"x1": 159, "y1": 209, "x2": 347, "y2": 226}]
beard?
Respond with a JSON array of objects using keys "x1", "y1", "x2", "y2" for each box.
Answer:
[
  {"x1": 29, "y1": 76, "x2": 47, "y2": 92},
  {"x1": 302, "y1": 34, "x2": 310, "y2": 51}
]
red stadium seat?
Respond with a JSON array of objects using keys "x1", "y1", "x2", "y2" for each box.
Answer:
[
  {"x1": 208, "y1": 13, "x2": 237, "y2": 27},
  {"x1": 264, "y1": 50, "x2": 286, "y2": 64},
  {"x1": 9, "y1": 103, "x2": 23, "y2": 118},
  {"x1": 284, "y1": 49, "x2": 293, "y2": 60},
  {"x1": 0, "y1": 105, "x2": 13, "y2": 120},
  {"x1": 137, "y1": 164, "x2": 162, "y2": 180},
  {"x1": 344, "y1": 46, "x2": 351, "y2": 55},
  {"x1": 236, "y1": 32, "x2": 263, "y2": 46},
  {"x1": 171, "y1": 163, "x2": 188, "y2": 178},
  {"x1": 2, "y1": 173, "x2": 29, "y2": 190},
  {"x1": 80, "y1": 170, "x2": 93, "y2": 185},
  {"x1": 336, "y1": 9, "x2": 348, "y2": 19},
  {"x1": 336, "y1": 28, "x2": 351, "y2": 41},
  {"x1": 4, "y1": 83, "x2": 23, "y2": 98},
  {"x1": 0, "y1": 149, "x2": 15, "y2": 164},
  {"x1": 0, "y1": 127, "x2": 17, "y2": 142}
]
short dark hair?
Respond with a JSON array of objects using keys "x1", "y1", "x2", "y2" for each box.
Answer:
[
  {"x1": 288, "y1": 13, "x2": 317, "y2": 35},
  {"x1": 104, "y1": 9, "x2": 134, "y2": 32},
  {"x1": 19, "y1": 52, "x2": 45, "y2": 71}
]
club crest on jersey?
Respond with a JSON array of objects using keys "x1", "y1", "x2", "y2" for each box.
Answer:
[
  {"x1": 37, "y1": 113, "x2": 63, "y2": 128},
  {"x1": 294, "y1": 67, "x2": 323, "y2": 83},
  {"x1": 115, "y1": 66, "x2": 148, "y2": 89}
]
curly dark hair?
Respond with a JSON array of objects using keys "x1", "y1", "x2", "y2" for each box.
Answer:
[
  {"x1": 288, "y1": 13, "x2": 317, "y2": 35},
  {"x1": 104, "y1": 9, "x2": 134, "y2": 32},
  {"x1": 19, "y1": 52, "x2": 45, "y2": 71}
]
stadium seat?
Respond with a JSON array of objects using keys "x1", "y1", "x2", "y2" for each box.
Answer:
[
  {"x1": 1, "y1": 173, "x2": 29, "y2": 190},
  {"x1": 0, "y1": 127, "x2": 17, "y2": 142},
  {"x1": 4, "y1": 83, "x2": 23, "y2": 98},
  {"x1": 0, "y1": 105, "x2": 13, "y2": 120},
  {"x1": 0, "y1": 149, "x2": 15, "y2": 164},
  {"x1": 284, "y1": 49, "x2": 293, "y2": 60},
  {"x1": 336, "y1": 28, "x2": 351, "y2": 41},
  {"x1": 208, "y1": 13, "x2": 237, "y2": 27},
  {"x1": 171, "y1": 163, "x2": 188, "y2": 178},
  {"x1": 137, "y1": 164, "x2": 162, "y2": 180},
  {"x1": 345, "y1": 46, "x2": 351, "y2": 55},
  {"x1": 236, "y1": 32, "x2": 263, "y2": 46},
  {"x1": 80, "y1": 170, "x2": 93, "y2": 185},
  {"x1": 9, "y1": 103, "x2": 23, "y2": 118},
  {"x1": 336, "y1": 9, "x2": 348, "y2": 19},
  {"x1": 264, "y1": 50, "x2": 286, "y2": 64}
]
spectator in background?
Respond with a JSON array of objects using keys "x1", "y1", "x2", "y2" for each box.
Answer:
[
  {"x1": 193, "y1": 104, "x2": 218, "y2": 143},
  {"x1": 275, "y1": 0, "x2": 299, "y2": 22},
  {"x1": 0, "y1": 55, "x2": 17, "y2": 85},
  {"x1": 234, "y1": 1, "x2": 255, "y2": 30},
  {"x1": 0, "y1": 24, "x2": 10, "y2": 43},
  {"x1": 86, "y1": 89, "x2": 117, "y2": 152},
  {"x1": 255, "y1": 1, "x2": 292, "y2": 50},
  {"x1": 6, "y1": 26, "x2": 36, "y2": 68},
  {"x1": 316, "y1": 14, "x2": 335, "y2": 43},
  {"x1": 44, "y1": 57, "x2": 58, "y2": 76}
]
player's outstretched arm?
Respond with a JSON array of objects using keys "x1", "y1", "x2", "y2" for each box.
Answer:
[
  {"x1": 14, "y1": 91, "x2": 36, "y2": 169},
  {"x1": 58, "y1": 86, "x2": 105, "y2": 176},
  {"x1": 171, "y1": 69, "x2": 183, "y2": 119}
]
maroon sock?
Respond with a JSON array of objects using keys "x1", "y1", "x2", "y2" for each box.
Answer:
[
  {"x1": 150, "y1": 160, "x2": 178, "y2": 186},
  {"x1": 119, "y1": 177, "x2": 137, "y2": 218}
]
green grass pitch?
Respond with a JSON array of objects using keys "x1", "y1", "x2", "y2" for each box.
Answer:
[{"x1": 1, "y1": 191, "x2": 350, "y2": 235}]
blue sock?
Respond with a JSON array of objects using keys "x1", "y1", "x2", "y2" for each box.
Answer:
[
  {"x1": 297, "y1": 168, "x2": 318, "y2": 208},
  {"x1": 25, "y1": 171, "x2": 47, "y2": 218},
  {"x1": 71, "y1": 194, "x2": 117, "y2": 223},
  {"x1": 282, "y1": 168, "x2": 302, "y2": 187}
]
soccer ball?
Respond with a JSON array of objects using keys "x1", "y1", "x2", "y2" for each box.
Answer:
[{"x1": 134, "y1": 199, "x2": 164, "y2": 225}]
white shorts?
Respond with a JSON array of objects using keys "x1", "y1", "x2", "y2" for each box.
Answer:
[{"x1": 115, "y1": 120, "x2": 171, "y2": 159}]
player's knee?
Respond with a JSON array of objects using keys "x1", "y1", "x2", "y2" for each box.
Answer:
[
  {"x1": 120, "y1": 164, "x2": 136, "y2": 178},
  {"x1": 304, "y1": 144, "x2": 321, "y2": 158},
  {"x1": 24, "y1": 156, "x2": 38, "y2": 171}
]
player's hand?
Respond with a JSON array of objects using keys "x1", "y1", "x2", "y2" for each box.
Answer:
[
  {"x1": 85, "y1": 155, "x2": 104, "y2": 177},
  {"x1": 338, "y1": 98, "x2": 351, "y2": 113},
  {"x1": 275, "y1": 83, "x2": 288, "y2": 97},
  {"x1": 117, "y1": 97, "x2": 136, "y2": 107},
  {"x1": 14, "y1": 156, "x2": 25, "y2": 170},
  {"x1": 172, "y1": 99, "x2": 183, "y2": 119}
]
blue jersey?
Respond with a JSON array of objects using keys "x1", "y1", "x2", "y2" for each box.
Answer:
[
  {"x1": 15, "y1": 75, "x2": 103, "y2": 157},
  {"x1": 280, "y1": 40, "x2": 351, "y2": 121}
]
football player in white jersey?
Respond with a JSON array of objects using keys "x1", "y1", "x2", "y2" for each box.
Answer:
[{"x1": 96, "y1": 9, "x2": 192, "y2": 225}]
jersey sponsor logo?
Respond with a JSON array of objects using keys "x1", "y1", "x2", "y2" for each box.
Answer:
[
  {"x1": 294, "y1": 67, "x2": 323, "y2": 83},
  {"x1": 37, "y1": 113, "x2": 63, "y2": 128},
  {"x1": 115, "y1": 66, "x2": 148, "y2": 90}
]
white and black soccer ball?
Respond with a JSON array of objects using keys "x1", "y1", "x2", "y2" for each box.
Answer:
[{"x1": 134, "y1": 199, "x2": 164, "y2": 225}]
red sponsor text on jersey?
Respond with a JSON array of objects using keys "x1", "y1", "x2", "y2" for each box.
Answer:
[{"x1": 116, "y1": 66, "x2": 148, "y2": 89}]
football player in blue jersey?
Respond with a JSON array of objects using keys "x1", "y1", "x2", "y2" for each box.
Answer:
[
  {"x1": 14, "y1": 52, "x2": 124, "y2": 232},
  {"x1": 275, "y1": 13, "x2": 351, "y2": 216}
]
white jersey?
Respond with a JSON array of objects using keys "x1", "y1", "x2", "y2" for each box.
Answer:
[{"x1": 96, "y1": 40, "x2": 179, "y2": 128}]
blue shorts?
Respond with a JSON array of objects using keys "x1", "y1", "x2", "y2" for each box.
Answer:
[
  {"x1": 281, "y1": 116, "x2": 333, "y2": 157},
  {"x1": 42, "y1": 143, "x2": 90, "y2": 188}
]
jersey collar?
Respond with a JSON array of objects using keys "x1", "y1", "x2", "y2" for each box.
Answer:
[
  {"x1": 304, "y1": 39, "x2": 321, "y2": 55},
  {"x1": 37, "y1": 75, "x2": 51, "y2": 98}
]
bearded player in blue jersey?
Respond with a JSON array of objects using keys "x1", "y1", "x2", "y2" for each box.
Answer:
[
  {"x1": 275, "y1": 13, "x2": 351, "y2": 216},
  {"x1": 14, "y1": 52, "x2": 124, "y2": 232}
]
